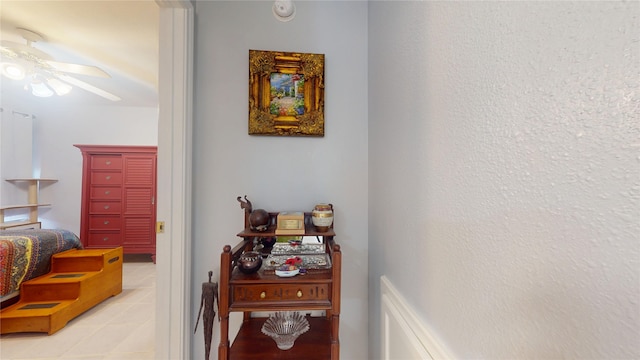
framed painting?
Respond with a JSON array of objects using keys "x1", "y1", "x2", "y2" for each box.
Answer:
[{"x1": 248, "y1": 50, "x2": 325, "y2": 136}]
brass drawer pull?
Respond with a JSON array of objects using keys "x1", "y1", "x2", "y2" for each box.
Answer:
[
  {"x1": 106, "y1": 176, "x2": 111, "y2": 180},
  {"x1": 106, "y1": 161, "x2": 111, "y2": 165},
  {"x1": 105, "y1": 191, "x2": 110, "y2": 195},
  {"x1": 104, "y1": 221, "x2": 110, "y2": 225},
  {"x1": 104, "y1": 205, "x2": 110, "y2": 209},
  {"x1": 103, "y1": 237, "x2": 109, "y2": 241},
  {"x1": 297, "y1": 290, "x2": 303, "y2": 298},
  {"x1": 260, "y1": 291, "x2": 266, "y2": 299}
]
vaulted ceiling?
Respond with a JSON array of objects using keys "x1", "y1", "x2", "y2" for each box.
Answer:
[{"x1": 0, "y1": 1, "x2": 159, "y2": 108}]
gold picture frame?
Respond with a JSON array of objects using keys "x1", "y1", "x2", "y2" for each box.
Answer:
[{"x1": 249, "y1": 50, "x2": 325, "y2": 136}]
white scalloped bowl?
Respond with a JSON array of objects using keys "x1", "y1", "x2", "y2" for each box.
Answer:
[
  {"x1": 261, "y1": 311, "x2": 310, "y2": 350},
  {"x1": 275, "y1": 268, "x2": 299, "y2": 277}
]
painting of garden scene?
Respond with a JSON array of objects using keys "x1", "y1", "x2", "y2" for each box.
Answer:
[{"x1": 270, "y1": 73, "x2": 304, "y2": 116}]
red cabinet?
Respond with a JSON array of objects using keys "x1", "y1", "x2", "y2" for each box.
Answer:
[{"x1": 75, "y1": 145, "x2": 157, "y2": 260}]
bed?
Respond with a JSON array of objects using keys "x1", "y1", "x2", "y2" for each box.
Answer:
[{"x1": 0, "y1": 229, "x2": 83, "y2": 304}]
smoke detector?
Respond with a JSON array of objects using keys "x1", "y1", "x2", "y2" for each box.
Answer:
[{"x1": 273, "y1": 0, "x2": 295, "y2": 22}]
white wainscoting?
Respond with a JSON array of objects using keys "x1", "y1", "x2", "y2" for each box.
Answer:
[{"x1": 380, "y1": 276, "x2": 452, "y2": 360}]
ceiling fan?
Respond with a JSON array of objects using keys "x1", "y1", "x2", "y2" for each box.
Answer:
[{"x1": 0, "y1": 28, "x2": 121, "y2": 101}]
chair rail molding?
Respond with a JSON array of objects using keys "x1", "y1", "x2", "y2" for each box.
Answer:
[{"x1": 380, "y1": 276, "x2": 453, "y2": 360}]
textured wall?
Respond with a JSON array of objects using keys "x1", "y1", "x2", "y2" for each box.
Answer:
[{"x1": 369, "y1": 1, "x2": 638, "y2": 358}]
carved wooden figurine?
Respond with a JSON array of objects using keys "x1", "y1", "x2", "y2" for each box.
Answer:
[{"x1": 195, "y1": 271, "x2": 219, "y2": 360}]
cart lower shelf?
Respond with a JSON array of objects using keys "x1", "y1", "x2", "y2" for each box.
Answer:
[{"x1": 229, "y1": 316, "x2": 334, "y2": 359}]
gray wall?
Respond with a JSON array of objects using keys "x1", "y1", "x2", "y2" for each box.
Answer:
[
  {"x1": 192, "y1": 1, "x2": 368, "y2": 359},
  {"x1": 369, "y1": 1, "x2": 639, "y2": 358}
]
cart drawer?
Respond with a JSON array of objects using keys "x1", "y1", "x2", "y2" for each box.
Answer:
[{"x1": 232, "y1": 283, "x2": 330, "y2": 303}]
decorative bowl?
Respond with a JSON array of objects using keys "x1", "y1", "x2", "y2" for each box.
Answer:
[
  {"x1": 275, "y1": 263, "x2": 299, "y2": 277},
  {"x1": 237, "y1": 251, "x2": 262, "y2": 274},
  {"x1": 261, "y1": 312, "x2": 310, "y2": 350},
  {"x1": 275, "y1": 268, "x2": 300, "y2": 277}
]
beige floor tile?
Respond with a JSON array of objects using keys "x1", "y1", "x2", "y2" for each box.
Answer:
[
  {"x1": 62, "y1": 322, "x2": 142, "y2": 357},
  {"x1": 112, "y1": 319, "x2": 155, "y2": 353},
  {"x1": 0, "y1": 261, "x2": 155, "y2": 360}
]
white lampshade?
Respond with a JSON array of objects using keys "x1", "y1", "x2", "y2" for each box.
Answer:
[
  {"x1": 47, "y1": 78, "x2": 72, "y2": 96},
  {"x1": 1, "y1": 63, "x2": 26, "y2": 80},
  {"x1": 30, "y1": 79, "x2": 54, "y2": 97}
]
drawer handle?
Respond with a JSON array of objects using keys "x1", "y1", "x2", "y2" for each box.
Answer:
[
  {"x1": 104, "y1": 205, "x2": 110, "y2": 210},
  {"x1": 297, "y1": 290, "x2": 303, "y2": 298},
  {"x1": 105, "y1": 191, "x2": 110, "y2": 195},
  {"x1": 260, "y1": 292, "x2": 266, "y2": 299},
  {"x1": 104, "y1": 221, "x2": 110, "y2": 225},
  {"x1": 106, "y1": 161, "x2": 111, "y2": 165},
  {"x1": 103, "y1": 237, "x2": 109, "y2": 241},
  {"x1": 106, "y1": 176, "x2": 111, "y2": 180}
]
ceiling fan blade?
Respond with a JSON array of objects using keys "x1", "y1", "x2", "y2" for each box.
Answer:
[
  {"x1": 1, "y1": 41, "x2": 53, "y2": 61},
  {"x1": 57, "y1": 74, "x2": 121, "y2": 101},
  {"x1": 46, "y1": 60, "x2": 110, "y2": 78}
]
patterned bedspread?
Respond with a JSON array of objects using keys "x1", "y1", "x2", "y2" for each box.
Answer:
[{"x1": 0, "y1": 229, "x2": 83, "y2": 299}]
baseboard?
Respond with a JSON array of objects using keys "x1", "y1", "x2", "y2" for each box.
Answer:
[{"x1": 380, "y1": 275, "x2": 452, "y2": 360}]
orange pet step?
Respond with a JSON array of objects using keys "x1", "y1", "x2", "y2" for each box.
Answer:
[{"x1": 0, "y1": 247, "x2": 123, "y2": 335}]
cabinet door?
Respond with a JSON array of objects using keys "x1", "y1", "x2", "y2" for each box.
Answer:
[{"x1": 122, "y1": 155, "x2": 157, "y2": 250}]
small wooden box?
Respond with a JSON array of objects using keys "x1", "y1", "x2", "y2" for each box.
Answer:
[{"x1": 275, "y1": 212, "x2": 305, "y2": 235}]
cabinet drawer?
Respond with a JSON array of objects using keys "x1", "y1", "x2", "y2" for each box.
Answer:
[
  {"x1": 232, "y1": 283, "x2": 330, "y2": 303},
  {"x1": 91, "y1": 172, "x2": 122, "y2": 185},
  {"x1": 87, "y1": 232, "x2": 121, "y2": 247},
  {"x1": 90, "y1": 186, "x2": 121, "y2": 200},
  {"x1": 89, "y1": 216, "x2": 121, "y2": 230},
  {"x1": 91, "y1": 156, "x2": 122, "y2": 170},
  {"x1": 90, "y1": 201, "x2": 122, "y2": 214}
]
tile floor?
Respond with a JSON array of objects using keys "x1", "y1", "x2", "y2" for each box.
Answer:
[{"x1": 0, "y1": 259, "x2": 156, "y2": 360}]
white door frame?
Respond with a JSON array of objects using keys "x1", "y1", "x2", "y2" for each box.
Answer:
[{"x1": 156, "y1": 1, "x2": 193, "y2": 359}]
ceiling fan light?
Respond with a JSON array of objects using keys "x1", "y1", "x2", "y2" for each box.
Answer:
[
  {"x1": 30, "y1": 79, "x2": 54, "y2": 97},
  {"x1": 47, "y1": 78, "x2": 72, "y2": 96},
  {"x1": 1, "y1": 63, "x2": 26, "y2": 80}
]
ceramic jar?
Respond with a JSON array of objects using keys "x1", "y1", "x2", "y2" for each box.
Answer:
[
  {"x1": 249, "y1": 209, "x2": 270, "y2": 232},
  {"x1": 237, "y1": 251, "x2": 262, "y2": 274},
  {"x1": 311, "y1": 203, "x2": 333, "y2": 232}
]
